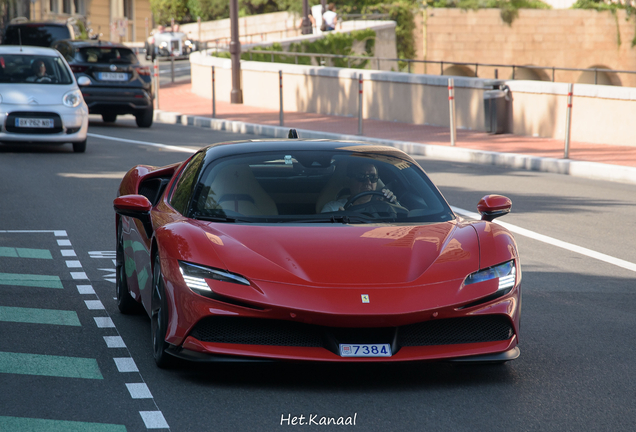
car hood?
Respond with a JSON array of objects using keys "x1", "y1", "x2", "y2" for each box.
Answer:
[
  {"x1": 192, "y1": 221, "x2": 479, "y2": 286},
  {"x1": 0, "y1": 84, "x2": 76, "y2": 105}
]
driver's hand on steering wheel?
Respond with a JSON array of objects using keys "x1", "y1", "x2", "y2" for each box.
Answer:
[{"x1": 381, "y1": 188, "x2": 398, "y2": 204}]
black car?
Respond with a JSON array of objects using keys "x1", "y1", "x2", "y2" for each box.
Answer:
[
  {"x1": 2, "y1": 21, "x2": 75, "y2": 47},
  {"x1": 53, "y1": 40, "x2": 154, "y2": 128}
]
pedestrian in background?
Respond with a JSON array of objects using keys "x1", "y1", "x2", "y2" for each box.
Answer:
[{"x1": 322, "y1": 3, "x2": 337, "y2": 32}]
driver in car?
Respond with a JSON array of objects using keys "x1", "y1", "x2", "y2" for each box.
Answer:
[
  {"x1": 26, "y1": 60, "x2": 51, "y2": 82},
  {"x1": 321, "y1": 161, "x2": 398, "y2": 212}
]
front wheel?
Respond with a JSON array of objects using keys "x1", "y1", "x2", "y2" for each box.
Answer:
[
  {"x1": 135, "y1": 107, "x2": 153, "y2": 128},
  {"x1": 72, "y1": 140, "x2": 86, "y2": 153},
  {"x1": 151, "y1": 253, "x2": 173, "y2": 368}
]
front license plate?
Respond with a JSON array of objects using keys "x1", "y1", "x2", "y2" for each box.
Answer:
[
  {"x1": 339, "y1": 344, "x2": 392, "y2": 357},
  {"x1": 16, "y1": 118, "x2": 54, "y2": 128},
  {"x1": 99, "y1": 72, "x2": 128, "y2": 81}
]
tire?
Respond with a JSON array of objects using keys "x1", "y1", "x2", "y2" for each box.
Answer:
[
  {"x1": 135, "y1": 107, "x2": 153, "y2": 128},
  {"x1": 116, "y1": 219, "x2": 141, "y2": 314},
  {"x1": 151, "y1": 253, "x2": 173, "y2": 368},
  {"x1": 144, "y1": 42, "x2": 151, "y2": 60},
  {"x1": 102, "y1": 114, "x2": 117, "y2": 123},
  {"x1": 72, "y1": 140, "x2": 86, "y2": 153}
]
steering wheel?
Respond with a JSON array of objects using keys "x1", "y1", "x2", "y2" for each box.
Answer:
[
  {"x1": 343, "y1": 191, "x2": 390, "y2": 210},
  {"x1": 35, "y1": 76, "x2": 53, "y2": 83}
]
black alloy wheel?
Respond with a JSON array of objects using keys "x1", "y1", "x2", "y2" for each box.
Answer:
[
  {"x1": 116, "y1": 219, "x2": 141, "y2": 314},
  {"x1": 102, "y1": 114, "x2": 117, "y2": 123},
  {"x1": 151, "y1": 253, "x2": 173, "y2": 368}
]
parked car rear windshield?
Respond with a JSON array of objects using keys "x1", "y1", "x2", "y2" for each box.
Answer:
[
  {"x1": 3, "y1": 24, "x2": 71, "y2": 47},
  {"x1": 76, "y1": 47, "x2": 137, "y2": 64},
  {"x1": 0, "y1": 54, "x2": 73, "y2": 84}
]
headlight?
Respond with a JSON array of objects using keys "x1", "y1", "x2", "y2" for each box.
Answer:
[
  {"x1": 63, "y1": 89, "x2": 82, "y2": 107},
  {"x1": 464, "y1": 260, "x2": 516, "y2": 292},
  {"x1": 179, "y1": 261, "x2": 250, "y2": 295},
  {"x1": 185, "y1": 40, "x2": 193, "y2": 47},
  {"x1": 160, "y1": 41, "x2": 168, "y2": 48}
]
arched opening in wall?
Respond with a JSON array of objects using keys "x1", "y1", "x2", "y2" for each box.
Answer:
[
  {"x1": 442, "y1": 65, "x2": 476, "y2": 78},
  {"x1": 510, "y1": 66, "x2": 550, "y2": 81},
  {"x1": 577, "y1": 66, "x2": 622, "y2": 86}
]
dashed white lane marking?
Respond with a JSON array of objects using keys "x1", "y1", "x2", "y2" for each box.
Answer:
[
  {"x1": 126, "y1": 383, "x2": 154, "y2": 399},
  {"x1": 84, "y1": 300, "x2": 105, "y2": 310},
  {"x1": 61, "y1": 249, "x2": 76, "y2": 257},
  {"x1": 451, "y1": 206, "x2": 636, "y2": 273},
  {"x1": 94, "y1": 317, "x2": 115, "y2": 328},
  {"x1": 70, "y1": 271, "x2": 88, "y2": 280},
  {"x1": 139, "y1": 411, "x2": 170, "y2": 429},
  {"x1": 114, "y1": 357, "x2": 139, "y2": 372},
  {"x1": 104, "y1": 336, "x2": 127, "y2": 348},
  {"x1": 87, "y1": 132, "x2": 199, "y2": 153},
  {"x1": 57, "y1": 239, "x2": 72, "y2": 246},
  {"x1": 66, "y1": 260, "x2": 82, "y2": 268},
  {"x1": 77, "y1": 285, "x2": 95, "y2": 294}
]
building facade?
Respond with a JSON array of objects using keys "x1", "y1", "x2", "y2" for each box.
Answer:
[{"x1": 3, "y1": 0, "x2": 152, "y2": 43}]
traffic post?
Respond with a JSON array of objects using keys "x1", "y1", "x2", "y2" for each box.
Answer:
[
  {"x1": 564, "y1": 83, "x2": 573, "y2": 159},
  {"x1": 448, "y1": 78, "x2": 456, "y2": 147},
  {"x1": 279, "y1": 70, "x2": 284, "y2": 126},
  {"x1": 212, "y1": 66, "x2": 216, "y2": 118},
  {"x1": 358, "y1": 74, "x2": 363, "y2": 135},
  {"x1": 153, "y1": 59, "x2": 160, "y2": 109}
]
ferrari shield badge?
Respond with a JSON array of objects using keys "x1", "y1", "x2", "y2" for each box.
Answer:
[{"x1": 361, "y1": 294, "x2": 370, "y2": 303}]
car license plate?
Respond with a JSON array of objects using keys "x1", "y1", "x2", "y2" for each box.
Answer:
[
  {"x1": 99, "y1": 72, "x2": 128, "y2": 81},
  {"x1": 339, "y1": 344, "x2": 392, "y2": 357},
  {"x1": 15, "y1": 118, "x2": 54, "y2": 128}
]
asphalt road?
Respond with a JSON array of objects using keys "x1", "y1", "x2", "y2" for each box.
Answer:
[{"x1": 1, "y1": 118, "x2": 635, "y2": 431}]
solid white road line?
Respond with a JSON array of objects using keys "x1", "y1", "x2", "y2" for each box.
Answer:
[
  {"x1": 451, "y1": 206, "x2": 636, "y2": 273},
  {"x1": 87, "y1": 132, "x2": 198, "y2": 153}
]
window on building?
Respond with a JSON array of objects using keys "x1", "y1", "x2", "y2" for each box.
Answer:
[
  {"x1": 50, "y1": 0, "x2": 59, "y2": 13},
  {"x1": 123, "y1": 0, "x2": 133, "y2": 19}
]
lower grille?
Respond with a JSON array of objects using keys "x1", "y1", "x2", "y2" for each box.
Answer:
[
  {"x1": 398, "y1": 315, "x2": 514, "y2": 346},
  {"x1": 188, "y1": 315, "x2": 514, "y2": 349}
]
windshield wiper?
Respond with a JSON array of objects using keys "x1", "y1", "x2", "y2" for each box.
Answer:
[
  {"x1": 284, "y1": 215, "x2": 375, "y2": 224},
  {"x1": 191, "y1": 214, "x2": 239, "y2": 223}
]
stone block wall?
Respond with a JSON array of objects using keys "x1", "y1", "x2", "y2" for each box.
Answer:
[{"x1": 419, "y1": 8, "x2": 636, "y2": 87}]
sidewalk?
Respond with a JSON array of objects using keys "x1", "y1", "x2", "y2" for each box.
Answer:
[{"x1": 155, "y1": 80, "x2": 636, "y2": 184}]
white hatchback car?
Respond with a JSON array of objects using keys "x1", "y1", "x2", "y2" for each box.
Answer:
[{"x1": 0, "y1": 46, "x2": 89, "y2": 152}]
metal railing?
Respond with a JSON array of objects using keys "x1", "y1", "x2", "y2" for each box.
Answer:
[{"x1": 235, "y1": 50, "x2": 635, "y2": 85}]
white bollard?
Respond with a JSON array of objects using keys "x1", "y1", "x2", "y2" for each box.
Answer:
[{"x1": 211, "y1": 66, "x2": 216, "y2": 118}]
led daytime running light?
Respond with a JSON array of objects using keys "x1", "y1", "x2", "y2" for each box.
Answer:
[
  {"x1": 179, "y1": 261, "x2": 250, "y2": 295},
  {"x1": 465, "y1": 260, "x2": 516, "y2": 291}
]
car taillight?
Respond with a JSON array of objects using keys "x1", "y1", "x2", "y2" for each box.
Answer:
[
  {"x1": 135, "y1": 66, "x2": 151, "y2": 76},
  {"x1": 70, "y1": 65, "x2": 88, "y2": 73}
]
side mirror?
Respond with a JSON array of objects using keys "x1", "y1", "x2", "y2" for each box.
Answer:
[
  {"x1": 477, "y1": 195, "x2": 512, "y2": 222},
  {"x1": 114, "y1": 195, "x2": 153, "y2": 236},
  {"x1": 77, "y1": 76, "x2": 91, "y2": 86}
]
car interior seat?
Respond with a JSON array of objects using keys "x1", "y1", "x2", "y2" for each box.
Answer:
[{"x1": 204, "y1": 164, "x2": 278, "y2": 216}]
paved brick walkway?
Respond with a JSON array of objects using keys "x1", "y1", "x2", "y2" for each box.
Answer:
[{"x1": 158, "y1": 80, "x2": 636, "y2": 168}]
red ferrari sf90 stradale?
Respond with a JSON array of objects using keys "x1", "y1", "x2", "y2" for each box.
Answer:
[{"x1": 114, "y1": 136, "x2": 521, "y2": 368}]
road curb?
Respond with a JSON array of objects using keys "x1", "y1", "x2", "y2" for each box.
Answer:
[{"x1": 154, "y1": 110, "x2": 636, "y2": 186}]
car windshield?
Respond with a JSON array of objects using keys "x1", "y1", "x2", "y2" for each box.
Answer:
[
  {"x1": 3, "y1": 24, "x2": 70, "y2": 47},
  {"x1": 0, "y1": 54, "x2": 73, "y2": 84},
  {"x1": 187, "y1": 149, "x2": 455, "y2": 224},
  {"x1": 76, "y1": 47, "x2": 137, "y2": 64}
]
